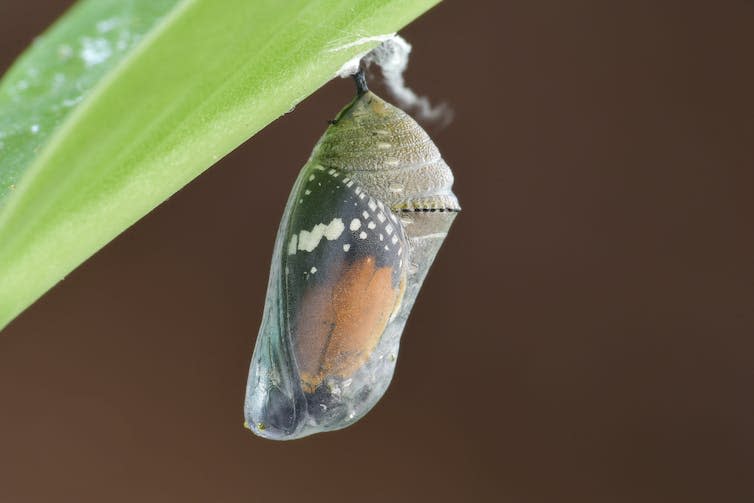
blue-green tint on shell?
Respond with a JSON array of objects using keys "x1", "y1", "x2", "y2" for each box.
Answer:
[{"x1": 245, "y1": 91, "x2": 459, "y2": 440}]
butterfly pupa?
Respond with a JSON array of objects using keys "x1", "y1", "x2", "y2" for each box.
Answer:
[{"x1": 244, "y1": 71, "x2": 460, "y2": 440}]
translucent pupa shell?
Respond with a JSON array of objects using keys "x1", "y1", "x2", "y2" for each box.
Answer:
[{"x1": 244, "y1": 88, "x2": 460, "y2": 440}]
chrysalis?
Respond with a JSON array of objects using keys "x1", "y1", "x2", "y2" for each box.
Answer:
[{"x1": 244, "y1": 71, "x2": 460, "y2": 440}]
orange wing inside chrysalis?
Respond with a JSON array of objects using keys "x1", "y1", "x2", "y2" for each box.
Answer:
[{"x1": 293, "y1": 256, "x2": 405, "y2": 393}]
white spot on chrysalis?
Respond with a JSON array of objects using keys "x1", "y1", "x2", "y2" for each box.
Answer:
[
  {"x1": 362, "y1": 211, "x2": 369, "y2": 219},
  {"x1": 377, "y1": 212, "x2": 386, "y2": 223},
  {"x1": 359, "y1": 231, "x2": 367, "y2": 240},
  {"x1": 368, "y1": 199, "x2": 377, "y2": 211},
  {"x1": 297, "y1": 218, "x2": 345, "y2": 252},
  {"x1": 323, "y1": 220, "x2": 345, "y2": 240},
  {"x1": 368, "y1": 221, "x2": 376, "y2": 230},
  {"x1": 350, "y1": 218, "x2": 361, "y2": 231},
  {"x1": 310, "y1": 267, "x2": 317, "y2": 274},
  {"x1": 343, "y1": 244, "x2": 351, "y2": 252}
]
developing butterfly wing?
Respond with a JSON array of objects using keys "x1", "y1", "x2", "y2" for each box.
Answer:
[{"x1": 245, "y1": 162, "x2": 407, "y2": 440}]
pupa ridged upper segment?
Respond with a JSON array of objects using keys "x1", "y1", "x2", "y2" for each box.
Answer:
[{"x1": 244, "y1": 81, "x2": 460, "y2": 440}]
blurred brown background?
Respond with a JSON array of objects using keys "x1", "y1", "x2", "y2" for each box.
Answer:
[{"x1": 1, "y1": 1, "x2": 753, "y2": 502}]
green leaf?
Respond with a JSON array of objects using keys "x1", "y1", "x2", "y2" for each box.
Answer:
[
  {"x1": 0, "y1": 0, "x2": 440, "y2": 330},
  {"x1": 0, "y1": 0, "x2": 181, "y2": 205}
]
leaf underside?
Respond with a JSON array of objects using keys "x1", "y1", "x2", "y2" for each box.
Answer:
[{"x1": 0, "y1": 0, "x2": 440, "y2": 330}]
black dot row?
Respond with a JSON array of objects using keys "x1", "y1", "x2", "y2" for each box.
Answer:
[{"x1": 400, "y1": 208, "x2": 461, "y2": 213}]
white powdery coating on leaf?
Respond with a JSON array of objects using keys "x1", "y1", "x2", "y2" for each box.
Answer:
[
  {"x1": 96, "y1": 18, "x2": 120, "y2": 34},
  {"x1": 331, "y1": 33, "x2": 397, "y2": 78},
  {"x1": 80, "y1": 37, "x2": 112, "y2": 67}
]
